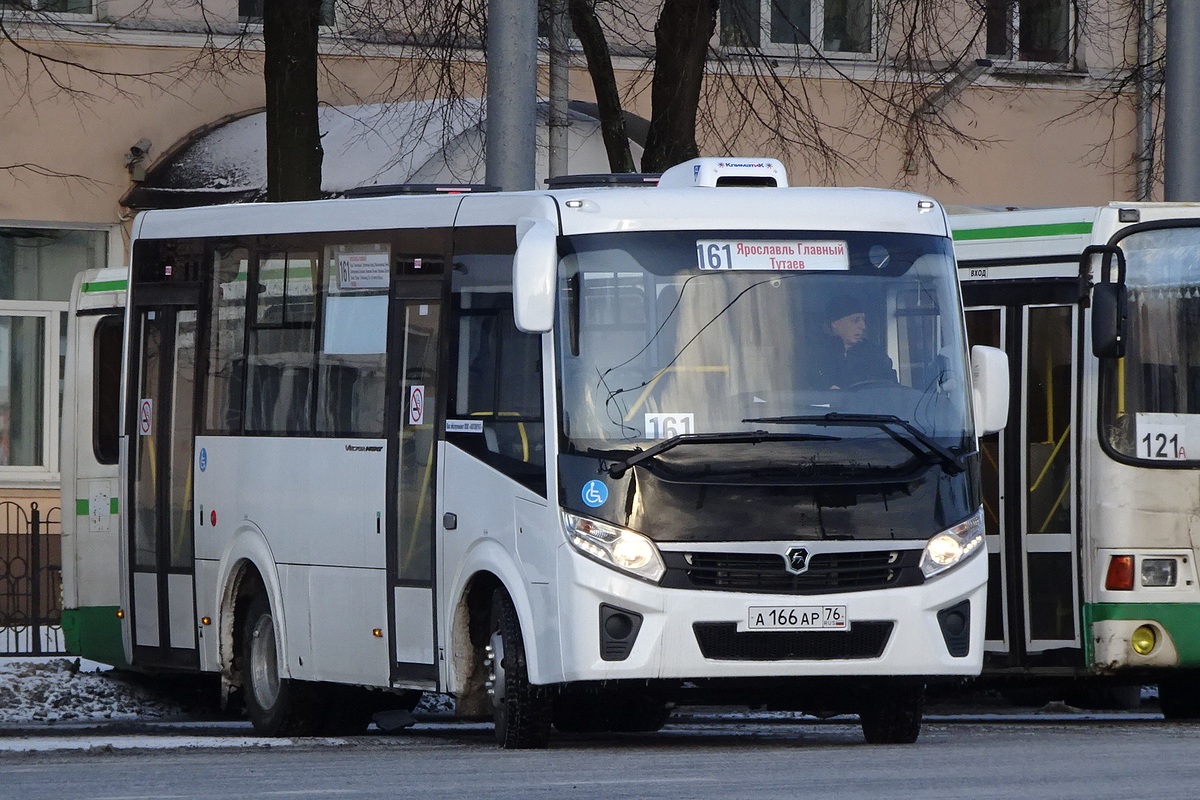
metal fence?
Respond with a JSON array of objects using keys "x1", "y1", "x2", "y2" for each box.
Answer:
[{"x1": 0, "y1": 501, "x2": 65, "y2": 656}]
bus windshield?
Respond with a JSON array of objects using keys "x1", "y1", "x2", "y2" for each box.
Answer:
[
  {"x1": 556, "y1": 229, "x2": 974, "y2": 469},
  {"x1": 1101, "y1": 224, "x2": 1200, "y2": 462}
]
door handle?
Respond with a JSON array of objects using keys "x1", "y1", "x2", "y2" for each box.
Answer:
[{"x1": 443, "y1": 512, "x2": 457, "y2": 530}]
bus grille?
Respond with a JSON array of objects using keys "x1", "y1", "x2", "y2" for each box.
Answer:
[
  {"x1": 692, "y1": 621, "x2": 893, "y2": 661},
  {"x1": 662, "y1": 550, "x2": 923, "y2": 595}
]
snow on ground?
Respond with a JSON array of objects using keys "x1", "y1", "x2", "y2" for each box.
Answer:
[
  {"x1": 0, "y1": 658, "x2": 195, "y2": 724},
  {"x1": 0, "y1": 657, "x2": 454, "y2": 727}
]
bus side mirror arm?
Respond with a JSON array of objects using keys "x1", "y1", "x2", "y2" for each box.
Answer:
[
  {"x1": 513, "y1": 218, "x2": 558, "y2": 334},
  {"x1": 971, "y1": 345, "x2": 1010, "y2": 436},
  {"x1": 1083, "y1": 245, "x2": 1128, "y2": 359}
]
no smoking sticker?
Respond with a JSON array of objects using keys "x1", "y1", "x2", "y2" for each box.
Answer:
[
  {"x1": 408, "y1": 385, "x2": 425, "y2": 426},
  {"x1": 139, "y1": 399, "x2": 153, "y2": 436}
]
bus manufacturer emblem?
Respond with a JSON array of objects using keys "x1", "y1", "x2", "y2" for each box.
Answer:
[{"x1": 785, "y1": 547, "x2": 810, "y2": 575}]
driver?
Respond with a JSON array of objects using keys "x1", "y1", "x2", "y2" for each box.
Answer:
[{"x1": 811, "y1": 293, "x2": 897, "y2": 390}]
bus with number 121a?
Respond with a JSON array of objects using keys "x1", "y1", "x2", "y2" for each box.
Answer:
[{"x1": 954, "y1": 203, "x2": 1200, "y2": 716}]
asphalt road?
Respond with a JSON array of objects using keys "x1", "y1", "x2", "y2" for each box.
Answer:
[{"x1": 2, "y1": 711, "x2": 1196, "y2": 800}]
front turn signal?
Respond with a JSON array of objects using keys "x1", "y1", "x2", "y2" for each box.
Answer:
[{"x1": 1105, "y1": 555, "x2": 1135, "y2": 591}]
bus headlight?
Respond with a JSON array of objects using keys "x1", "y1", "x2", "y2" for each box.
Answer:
[
  {"x1": 920, "y1": 509, "x2": 985, "y2": 579},
  {"x1": 1141, "y1": 558, "x2": 1178, "y2": 587},
  {"x1": 563, "y1": 512, "x2": 666, "y2": 583}
]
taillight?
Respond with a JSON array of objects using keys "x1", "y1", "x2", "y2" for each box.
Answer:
[{"x1": 1105, "y1": 555, "x2": 1135, "y2": 591}]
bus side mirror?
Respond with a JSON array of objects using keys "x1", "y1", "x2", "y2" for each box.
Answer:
[
  {"x1": 971, "y1": 345, "x2": 1009, "y2": 436},
  {"x1": 1091, "y1": 281, "x2": 1127, "y2": 359},
  {"x1": 513, "y1": 218, "x2": 558, "y2": 334}
]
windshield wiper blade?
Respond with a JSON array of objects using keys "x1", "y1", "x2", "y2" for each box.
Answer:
[
  {"x1": 741, "y1": 412, "x2": 966, "y2": 475},
  {"x1": 606, "y1": 430, "x2": 838, "y2": 478}
]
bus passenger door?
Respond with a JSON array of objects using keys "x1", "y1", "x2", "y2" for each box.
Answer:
[
  {"x1": 966, "y1": 297, "x2": 1082, "y2": 669},
  {"x1": 128, "y1": 294, "x2": 201, "y2": 669},
  {"x1": 387, "y1": 278, "x2": 442, "y2": 684}
]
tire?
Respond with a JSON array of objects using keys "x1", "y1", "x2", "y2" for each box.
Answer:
[
  {"x1": 1159, "y1": 675, "x2": 1200, "y2": 720},
  {"x1": 488, "y1": 588, "x2": 552, "y2": 748},
  {"x1": 859, "y1": 684, "x2": 924, "y2": 744},
  {"x1": 242, "y1": 593, "x2": 315, "y2": 736}
]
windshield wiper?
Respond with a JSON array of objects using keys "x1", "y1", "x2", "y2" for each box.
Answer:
[
  {"x1": 741, "y1": 412, "x2": 966, "y2": 475},
  {"x1": 606, "y1": 430, "x2": 839, "y2": 478}
]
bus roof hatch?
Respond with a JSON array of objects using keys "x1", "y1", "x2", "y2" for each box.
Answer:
[{"x1": 656, "y1": 157, "x2": 789, "y2": 189}]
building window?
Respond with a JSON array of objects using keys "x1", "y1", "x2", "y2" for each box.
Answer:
[
  {"x1": 721, "y1": 0, "x2": 872, "y2": 55},
  {"x1": 0, "y1": 227, "x2": 107, "y2": 473},
  {"x1": 239, "y1": 0, "x2": 336, "y2": 27},
  {"x1": 0, "y1": 0, "x2": 91, "y2": 11},
  {"x1": 986, "y1": 0, "x2": 1072, "y2": 64}
]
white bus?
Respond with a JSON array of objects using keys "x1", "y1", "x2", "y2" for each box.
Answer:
[
  {"x1": 64, "y1": 158, "x2": 1008, "y2": 746},
  {"x1": 953, "y1": 204, "x2": 1200, "y2": 716}
]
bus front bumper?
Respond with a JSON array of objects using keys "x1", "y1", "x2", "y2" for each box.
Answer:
[{"x1": 553, "y1": 544, "x2": 987, "y2": 684}]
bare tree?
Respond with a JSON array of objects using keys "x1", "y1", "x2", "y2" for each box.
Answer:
[
  {"x1": 569, "y1": 0, "x2": 636, "y2": 172},
  {"x1": 264, "y1": 0, "x2": 324, "y2": 201},
  {"x1": 641, "y1": 0, "x2": 718, "y2": 171}
]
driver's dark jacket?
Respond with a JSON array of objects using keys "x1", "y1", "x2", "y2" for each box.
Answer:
[{"x1": 809, "y1": 335, "x2": 897, "y2": 389}]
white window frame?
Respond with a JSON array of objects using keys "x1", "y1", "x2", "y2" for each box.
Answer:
[
  {"x1": 0, "y1": 221, "x2": 118, "y2": 487},
  {"x1": 0, "y1": 302, "x2": 65, "y2": 485},
  {"x1": 721, "y1": 0, "x2": 876, "y2": 61},
  {"x1": 985, "y1": 0, "x2": 1076, "y2": 68}
]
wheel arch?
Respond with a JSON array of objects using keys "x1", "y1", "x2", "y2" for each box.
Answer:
[
  {"x1": 447, "y1": 560, "x2": 557, "y2": 717},
  {"x1": 215, "y1": 523, "x2": 286, "y2": 690}
]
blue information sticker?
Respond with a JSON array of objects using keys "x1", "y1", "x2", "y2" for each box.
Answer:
[
  {"x1": 199, "y1": 447, "x2": 207, "y2": 473},
  {"x1": 581, "y1": 479, "x2": 608, "y2": 508}
]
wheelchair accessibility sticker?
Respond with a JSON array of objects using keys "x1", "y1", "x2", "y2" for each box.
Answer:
[{"x1": 582, "y1": 480, "x2": 608, "y2": 508}]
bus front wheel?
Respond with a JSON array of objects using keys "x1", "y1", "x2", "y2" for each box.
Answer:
[
  {"x1": 243, "y1": 593, "x2": 314, "y2": 736},
  {"x1": 859, "y1": 683, "x2": 924, "y2": 744},
  {"x1": 486, "y1": 588, "x2": 551, "y2": 749}
]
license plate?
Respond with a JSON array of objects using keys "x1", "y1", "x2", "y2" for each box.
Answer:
[{"x1": 746, "y1": 605, "x2": 849, "y2": 631}]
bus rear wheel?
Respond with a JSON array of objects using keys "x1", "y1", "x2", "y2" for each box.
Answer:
[
  {"x1": 859, "y1": 683, "x2": 924, "y2": 744},
  {"x1": 243, "y1": 593, "x2": 315, "y2": 736},
  {"x1": 487, "y1": 588, "x2": 551, "y2": 749}
]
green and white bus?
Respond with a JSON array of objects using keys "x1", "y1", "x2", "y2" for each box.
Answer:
[{"x1": 954, "y1": 204, "x2": 1200, "y2": 716}]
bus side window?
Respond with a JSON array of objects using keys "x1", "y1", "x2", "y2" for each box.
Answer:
[
  {"x1": 205, "y1": 247, "x2": 249, "y2": 433},
  {"x1": 245, "y1": 250, "x2": 319, "y2": 435},
  {"x1": 93, "y1": 314, "x2": 123, "y2": 465},
  {"x1": 448, "y1": 243, "x2": 546, "y2": 496},
  {"x1": 316, "y1": 243, "x2": 388, "y2": 436}
]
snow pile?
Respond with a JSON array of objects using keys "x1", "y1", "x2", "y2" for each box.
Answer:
[
  {"x1": 0, "y1": 658, "x2": 454, "y2": 726},
  {"x1": 0, "y1": 659, "x2": 195, "y2": 723}
]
